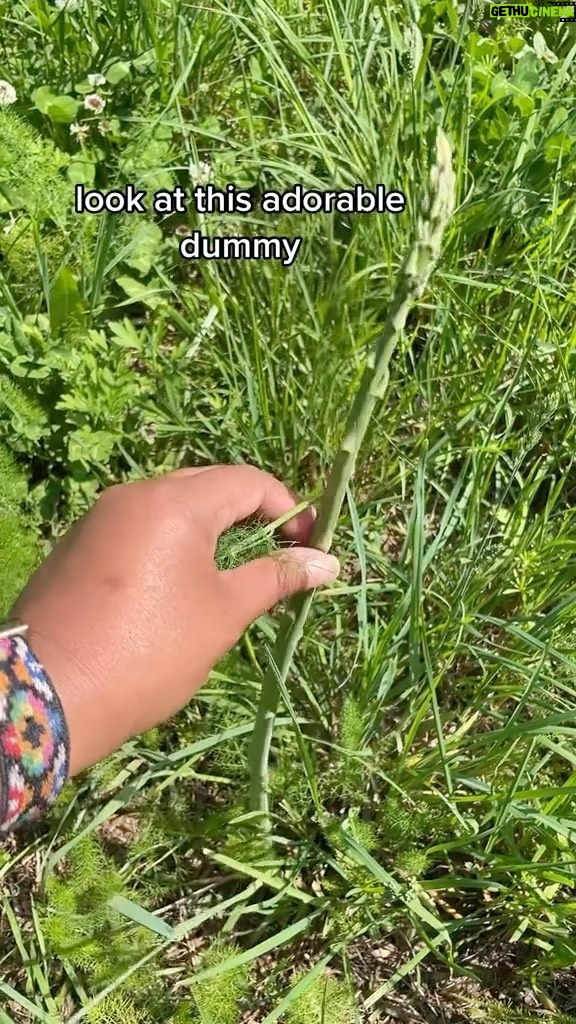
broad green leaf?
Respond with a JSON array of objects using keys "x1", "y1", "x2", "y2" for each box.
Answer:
[
  {"x1": 48, "y1": 264, "x2": 84, "y2": 331},
  {"x1": 31, "y1": 85, "x2": 56, "y2": 114},
  {"x1": 46, "y1": 95, "x2": 79, "y2": 123},
  {"x1": 67, "y1": 158, "x2": 97, "y2": 188},
  {"x1": 116, "y1": 275, "x2": 164, "y2": 308},
  {"x1": 49, "y1": 266, "x2": 85, "y2": 333},
  {"x1": 106, "y1": 60, "x2": 131, "y2": 84},
  {"x1": 32, "y1": 86, "x2": 78, "y2": 122},
  {"x1": 124, "y1": 221, "x2": 163, "y2": 274}
]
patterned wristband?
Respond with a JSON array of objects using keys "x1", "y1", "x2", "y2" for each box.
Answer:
[{"x1": 0, "y1": 634, "x2": 70, "y2": 832}]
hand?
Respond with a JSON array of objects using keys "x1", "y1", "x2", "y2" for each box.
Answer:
[{"x1": 10, "y1": 465, "x2": 340, "y2": 776}]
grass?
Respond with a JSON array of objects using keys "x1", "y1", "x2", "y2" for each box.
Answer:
[{"x1": 1, "y1": 1, "x2": 576, "y2": 1022}]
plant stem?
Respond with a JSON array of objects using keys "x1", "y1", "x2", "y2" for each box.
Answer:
[{"x1": 248, "y1": 130, "x2": 456, "y2": 829}]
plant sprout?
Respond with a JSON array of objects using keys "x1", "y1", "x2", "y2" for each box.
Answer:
[{"x1": 247, "y1": 129, "x2": 457, "y2": 832}]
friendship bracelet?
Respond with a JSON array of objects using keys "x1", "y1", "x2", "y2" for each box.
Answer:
[{"x1": 0, "y1": 625, "x2": 70, "y2": 832}]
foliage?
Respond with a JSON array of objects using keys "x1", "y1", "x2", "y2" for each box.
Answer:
[
  {"x1": 187, "y1": 938, "x2": 252, "y2": 1023},
  {"x1": 41, "y1": 836, "x2": 159, "y2": 994},
  {"x1": 0, "y1": 430, "x2": 41, "y2": 615},
  {"x1": 1, "y1": 0, "x2": 576, "y2": 1021},
  {"x1": 284, "y1": 970, "x2": 355, "y2": 1024},
  {"x1": 466, "y1": 1001, "x2": 576, "y2": 1023}
]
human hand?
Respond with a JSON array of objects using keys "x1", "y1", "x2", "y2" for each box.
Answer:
[{"x1": 10, "y1": 465, "x2": 340, "y2": 776}]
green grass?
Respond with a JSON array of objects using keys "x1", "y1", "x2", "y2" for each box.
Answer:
[{"x1": 1, "y1": 1, "x2": 576, "y2": 1021}]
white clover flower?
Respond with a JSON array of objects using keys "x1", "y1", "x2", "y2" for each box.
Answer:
[
  {"x1": 88, "y1": 73, "x2": 106, "y2": 86},
  {"x1": 70, "y1": 122, "x2": 89, "y2": 143},
  {"x1": 189, "y1": 159, "x2": 212, "y2": 187},
  {"x1": 84, "y1": 93, "x2": 106, "y2": 113},
  {"x1": 97, "y1": 118, "x2": 112, "y2": 135},
  {"x1": 55, "y1": 0, "x2": 83, "y2": 11},
  {"x1": 0, "y1": 80, "x2": 17, "y2": 107}
]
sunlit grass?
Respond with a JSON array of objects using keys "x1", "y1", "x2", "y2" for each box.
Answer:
[{"x1": 1, "y1": 1, "x2": 576, "y2": 1022}]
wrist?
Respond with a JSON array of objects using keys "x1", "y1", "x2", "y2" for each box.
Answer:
[
  {"x1": 0, "y1": 621, "x2": 70, "y2": 830},
  {"x1": 11, "y1": 603, "x2": 134, "y2": 777},
  {"x1": 16, "y1": 622, "x2": 96, "y2": 778}
]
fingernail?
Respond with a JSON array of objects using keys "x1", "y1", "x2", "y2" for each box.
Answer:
[{"x1": 304, "y1": 552, "x2": 340, "y2": 586}]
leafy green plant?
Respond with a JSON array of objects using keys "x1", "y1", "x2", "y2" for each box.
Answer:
[
  {"x1": 466, "y1": 1000, "x2": 576, "y2": 1023},
  {"x1": 0, "y1": 109, "x2": 70, "y2": 224},
  {"x1": 284, "y1": 970, "x2": 355, "y2": 1024},
  {"x1": 187, "y1": 938, "x2": 251, "y2": 1023},
  {"x1": 0, "y1": 436, "x2": 41, "y2": 615},
  {"x1": 42, "y1": 836, "x2": 158, "y2": 996},
  {"x1": 323, "y1": 695, "x2": 371, "y2": 803},
  {"x1": 2, "y1": 2, "x2": 576, "y2": 1022},
  {"x1": 86, "y1": 993, "x2": 154, "y2": 1024}
]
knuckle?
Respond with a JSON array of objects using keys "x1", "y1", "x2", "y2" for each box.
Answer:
[
  {"x1": 274, "y1": 552, "x2": 307, "y2": 598},
  {"x1": 95, "y1": 477, "x2": 211, "y2": 544},
  {"x1": 274, "y1": 556, "x2": 292, "y2": 597}
]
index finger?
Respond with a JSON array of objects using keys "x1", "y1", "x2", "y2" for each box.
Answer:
[{"x1": 172, "y1": 464, "x2": 316, "y2": 544}]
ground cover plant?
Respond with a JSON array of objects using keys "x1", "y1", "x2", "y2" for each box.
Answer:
[{"x1": 1, "y1": 1, "x2": 576, "y2": 1021}]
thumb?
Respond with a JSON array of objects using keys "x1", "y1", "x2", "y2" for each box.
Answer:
[{"x1": 222, "y1": 547, "x2": 340, "y2": 625}]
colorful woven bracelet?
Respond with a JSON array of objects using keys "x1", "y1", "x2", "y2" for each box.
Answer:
[{"x1": 0, "y1": 629, "x2": 70, "y2": 832}]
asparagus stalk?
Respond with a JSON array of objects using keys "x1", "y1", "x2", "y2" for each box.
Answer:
[{"x1": 248, "y1": 130, "x2": 456, "y2": 828}]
